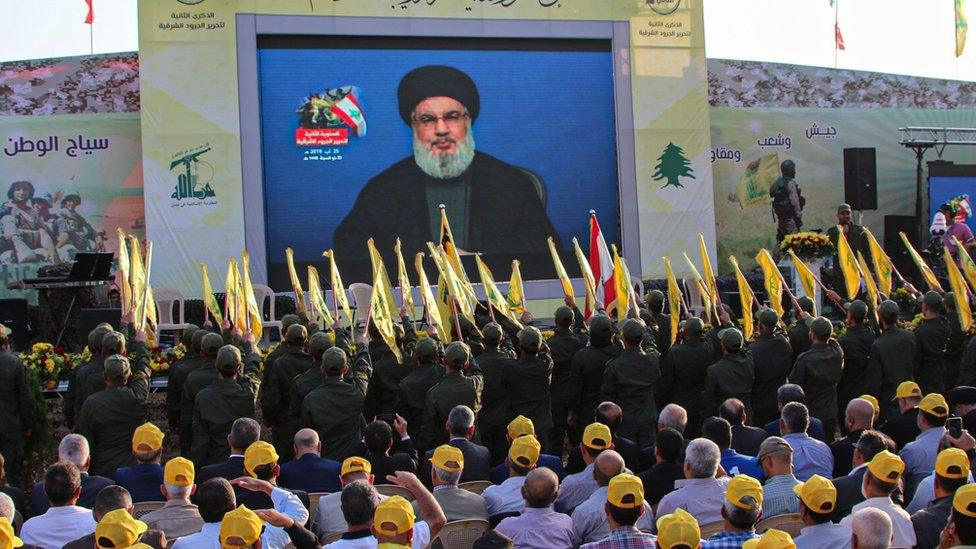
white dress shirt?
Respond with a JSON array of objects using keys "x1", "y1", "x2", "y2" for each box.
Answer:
[
  {"x1": 172, "y1": 488, "x2": 309, "y2": 549},
  {"x1": 324, "y1": 521, "x2": 430, "y2": 549},
  {"x1": 483, "y1": 476, "x2": 527, "y2": 516},
  {"x1": 794, "y1": 521, "x2": 852, "y2": 549},
  {"x1": 841, "y1": 496, "x2": 916, "y2": 549},
  {"x1": 571, "y1": 486, "x2": 655, "y2": 545},
  {"x1": 20, "y1": 505, "x2": 95, "y2": 549}
]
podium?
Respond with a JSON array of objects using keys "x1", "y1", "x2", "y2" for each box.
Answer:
[{"x1": 778, "y1": 257, "x2": 827, "y2": 313}]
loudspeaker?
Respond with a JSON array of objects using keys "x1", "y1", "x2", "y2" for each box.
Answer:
[
  {"x1": 77, "y1": 308, "x2": 122, "y2": 343},
  {"x1": 844, "y1": 147, "x2": 878, "y2": 211},
  {"x1": 0, "y1": 299, "x2": 29, "y2": 351},
  {"x1": 884, "y1": 215, "x2": 917, "y2": 283}
]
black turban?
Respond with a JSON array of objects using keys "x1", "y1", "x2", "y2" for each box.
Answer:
[{"x1": 397, "y1": 65, "x2": 480, "y2": 125}]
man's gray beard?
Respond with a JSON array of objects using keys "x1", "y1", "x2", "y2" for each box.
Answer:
[{"x1": 413, "y1": 131, "x2": 476, "y2": 179}]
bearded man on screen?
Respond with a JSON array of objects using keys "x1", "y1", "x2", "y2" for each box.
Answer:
[{"x1": 334, "y1": 65, "x2": 556, "y2": 260}]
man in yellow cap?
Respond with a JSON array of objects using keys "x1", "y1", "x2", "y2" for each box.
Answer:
[
  {"x1": 555, "y1": 423, "x2": 615, "y2": 514},
  {"x1": 114, "y1": 423, "x2": 165, "y2": 503},
  {"x1": 878, "y1": 381, "x2": 923, "y2": 451},
  {"x1": 94, "y1": 508, "x2": 148, "y2": 549},
  {"x1": 901, "y1": 393, "x2": 949, "y2": 497},
  {"x1": 792, "y1": 475, "x2": 851, "y2": 549},
  {"x1": 706, "y1": 475, "x2": 763, "y2": 546},
  {"x1": 655, "y1": 508, "x2": 701, "y2": 549},
  {"x1": 372, "y1": 496, "x2": 416, "y2": 549},
  {"x1": 488, "y1": 415, "x2": 564, "y2": 484},
  {"x1": 742, "y1": 529, "x2": 795, "y2": 549},
  {"x1": 571, "y1": 453, "x2": 654, "y2": 545},
  {"x1": 423, "y1": 444, "x2": 487, "y2": 522},
  {"x1": 237, "y1": 442, "x2": 310, "y2": 513},
  {"x1": 859, "y1": 395, "x2": 881, "y2": 424},
  {"x1": 911, "y1": 448, "x2": 971, "y2": 548},
  {"x1": 141, "y1": 457, "x2": 204, "y2": 539},
  {"x1": 314, "y1": 457, "x2": 375, "y2": 538},
  {"x1": 484, "y1": 435, "x2": 541, "y2": 518},
  {"x1": 0, "y1": 516, "x2": 23, "y2": 549},
  {"x1": 940, "y1": 483, "x2": 976, "y2": 547},
  {"x1": 574, "y1": 473, "x2": 655, "y2": 549},
  {"x1": 839, "y1": 450, "x2": 915, "y2": 547},
  {"x1": 219, "y1": 506, "x2": 263, "y2": 549}
]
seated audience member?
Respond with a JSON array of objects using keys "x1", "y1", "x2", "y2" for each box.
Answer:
[
  {"x1": 495, "y1": 468, "x2": 575, "y2": 549},
  {"x1": 702, "y1": 416, "x2": 764, "y2": 481},
  {"x1": 831, "y1": 399, "x2": 875, "y2": 478},
  {"x1": 906, "y1": 437, "x2": 975, "y2": 514},
  {"x1": 197, "y1": 417, "x2": 260, "y2": 484},
  {"x1": 91, "y1": 509, "x2": 149, "y2": 549},
  {"x1": 780, "y1": 402, "x2": 833, "y2": 480},
  {"x1": 238, "y1": 441, "x2": 310, "y2": 512},
  {"x1": 555, "y1": 423, "x2": 615, "y2": 514},
  {"x1": 372, "y1": 496, "x2": 420, "y2": 549},
  {"x1": 654, "y1": 508, "x2": 702, "y2": 549},
  {"x1": 315, "y1": 457, "x2": 376, "y2": 538},
  {"x1": 899, "y1": 393, "x2": 948, "y2": 499},
  {"x1": 858, "y1": 395, "x2": 881, "y2": 427},
  {"x1": 941, "y1": 484, "x2": 976, "y2": 548},
  {"x1": 910, "y1": 448, "x2": 970, "y2": 549},
  {"x1": 565, "y1": 402, "x2": 641, "y2": 475},
  {"x1": 756, "y1": 436, "x2": 800, "y2": 516},
  {"x1": 218, "y1": 506, "x2": 262, "y2": 549},
  {"x1": 720, "y1": 398, "x2": 769, "y2": 457},
  {"x1": 489, "y1": 416, "x2": 564, "y2": 484},
  {"x1": 579, "y1": 473, "x2": 657, "y2": 549},
  {"x1": 839, "y1": 451, "x2": 915, "y2": 548},
  {"x1": 0, "y1": 454, "x2": 25, "y2": 520},
  {"x1": 30, "y1": 434, "x2": 114, "y2": 516},
  {"x1": 278, "y1": 429, "x2": 342, "y2": 495},
  {"x1": 0, "y1": 517, "x2": 24, "y2": 549},
  {"x1": 63, "y1": 485, "x2": 133, "y2": 549},
  {"x1": 572, "y1": 453, "x2": 654, "y2": 545},
  {"x1": 763, "y1": 385, "x2": 828, "y2": 441},
  {"x1": 141, "y1": 457, "x2": 204, "y2": 539},
  {"x1": 638, "y1": 427, "x2": 685, "y2": 506},
  {"x1": 360, "y1": 419, "x2": 418, "y2": 484},
  {"x1": 114, "y1": 422, "x2": 165, "y2": 503},
  {"x1": 639, "y1": 403, "x2": 690, "y2": 470},
  {"x1": 743, "y1": 529, "x2": 795, "y2": 548},
  {"x1": 484, "y1": 435, "x2": 542, "y2": 519},
  {"x1": 421, "y1": 445, "x2": 488, "y2": 522},
  {"x1": 21, "y1": 462, "x2": 96, "y2": 549},
  {"x1": 657, "y1": 438, "x2": 731, "y2": 526},
  {"x1": 792, "y1": 475, "x2": 851, "y2": 549},
  {"x1": 702, "y1": 475, "x2": 763, "y2": 547},
  {"x1": 832, "y1": 430, "x2": 896, "y2": 521},
  {"x1": 419, "y1": 405, "x2": 491, "y2": 485},
  {"x1": 947, "y1": 386, "x2": 976, "y2": 435},
  {"x1": 0, "y1": 494, "x2": 17, "y2": 538},
  {"x1": 878, "y1": 382, "x2": 922, "y2": 451},
  {"x1": 849, "y1": 508, "x2": 893, "y2": 549}
]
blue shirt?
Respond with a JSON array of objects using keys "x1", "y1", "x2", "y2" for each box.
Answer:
[
  {"x1": 702, "y1": 530, "x2": 758, "y2": 548},
  {"x1": 490, "y1": 454, "x2": 564, "y2": 485},
  {"x1": 278, "y1": 453, "x2": 342, "y2": 494},
  {"x1": 900, "y1": 426, "x2": 946, "y2": 497},
  {"x1": 114, "y1": 463, "x2": 164, "y2": 503},
  {"x1": 782, "y1": 432, "x2": 834, "y2": 481},
  {"x1": 720, "y1": 449, "x2": 765, "y2": 482}
]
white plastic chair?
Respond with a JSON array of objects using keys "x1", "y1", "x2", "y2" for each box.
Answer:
[
  {"x1": 429, "y1": 519, "x2": 489, "y2": 549},
  {"x1": 153, "y1": 286, "x2": 191, "y2": 341},
  {"x1": 253, "y1": 284, "x2": 282, "y2": 344},
  {"x1": 348, "y1": 283, "x2": 372, "y2": 327}
]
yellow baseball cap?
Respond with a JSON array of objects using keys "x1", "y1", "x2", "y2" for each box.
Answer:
[
  {"x1": 655, "y1": 508, "x2": 700, "y2": 549},
  {"x1": 373, "y1": 496, "x2": 415, "y2": 536},
  {"x1": 376, "y1": 544, "x2": 410, "y2": 549},
  {"x1": 243, "y1": 441, "x2": 279, "y2": 478},
  {"x1": 131, "y1": 423, "x2": 164, "y2": 453},
  {"x1": 164, "y1": 457, "x2": 195, "y2": 486},
  {"x1": 936, "y1": 448, "x2": 970, "y2": 479},
  {"x1": 219, "y1": 506, "x2": 263, "y2": 549},
  {"x1": 582, "y1": 423, "x2": 613, "y2": 450},
  {"x1": 793, "y1": 474, "x2": 837, "y2": 513},
  {"x1": 743, "y1": 529, "x2": 795, "y2": 549},
  {"x1": 893, "y1": 381, "x2": 922, "y2": 400},
  {"x1": 508, "y1": 434, "x2": 541, "y2": 468},
  {"x1": 507, "y1": 415, "x2": 535, "y2": 439},
  {"x1": 954, "y1": 484, "x2": 976, "y2": 518},
  {"x1": 0, "y1": 517, "x2": 23, "y2": 548},
  {"x1": 95, "y1": 509, "x2": 148, "y2": 549},
  {"x1": 859, "y1": 395, "x2": 880, "y2": 412},
  {"x1": 341, "y1": 456, "x2": 372, "y2": 476},
  {"x1": 867, "y1": 450, "x2": 905, "y2": 483},
  {"x1": 431, "y1": 445, "x2": 464, "y2": 473},
  {"x1": 726, "y1": 475, "x2": 763, "y2": 510},
  {"x1": 919, "y1": 393, "x2": 949, "y2": 417},
  {"x1": 606, "y1": 473, "x2": 644, "y2": 509}
]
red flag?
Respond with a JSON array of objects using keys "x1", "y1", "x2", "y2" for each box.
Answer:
[
  {"x1": 588, "y1": 212, "x2": 616, "y2": 313},
  {"x1": 84, "y1": 0, "x2": 94, "y2": 24},
  {"x1": 835, "y1": 22, "x2": 845, "y2": 50}
]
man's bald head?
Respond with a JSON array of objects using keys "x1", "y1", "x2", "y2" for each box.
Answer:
[
  {"x1": 521, "y1": 468, "x2": 559, "y2": 509},
  {"x1": 846, "y1": 398, "x2": 875, "y2": 430},
  {"x1": 593, "y1": 449, "x2": 625, "y2": 487},
  {"x1": 294, "y1": 428, "x2": 320, "y2": 450}
]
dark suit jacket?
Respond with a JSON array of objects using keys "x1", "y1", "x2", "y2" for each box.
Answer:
[
  {"x1": 198, "y1": 456, "x2": 246, "y2": 485},
  {"x1": 832, "y1": 467, "x2": 867, "y2": 521},
  {"x1": 731, "y1": 423, "x2": 769, "y2": 457},
  {"x1": 830, "y1": 430, "x2": 863, "y2": 478},
  {"x1": 421, "y1": 438, "x2": 492, "y2": 486},
  {"x1": 30, "y1": 472, "x2": 114, "y2": 516},
  {"x1": 879, "y1": 408, "x2": 920, "y2": 451},
  {"x1": 62, "y1": 533, "x2": 94, "y2": 549},
  {"x1": 278, "y1": 453, "x2": 342, "y2": 494},
  {"x1": 565, "y1": 435, "x2": 641, "y2": 475},
  {"x1": 764, "y1": 415, "x2": 828, "y2": 442}
]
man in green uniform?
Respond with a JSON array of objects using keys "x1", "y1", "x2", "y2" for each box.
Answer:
[
  {"x1": 365, "y1": 312, "x2": 418, "y2": 420},
  {"x1": 421, "y1": 342, "x2": 484, "y2": 449},
  {"x1": 645, "y1": 290, "x2": 672, "y2": 357},
  {"x1": 837, "y1": 300, "x2": 876, "y2": 423},
  {"x1": 474, "y1": 322, "x2": 518, "y2": 464},
  {"x1": 749, "y1": 308, "x2": 794, "y2": 427},
  {"x1": 262, "y1": 324, "x2": 315, "y2": 460},
  {"x1": 867, "y1": 300, "x2": 918, "y2": 419},
  {"x1": 914, "y1": 291, "x2": 949, "y2": 394},
  {"x1": 302, "y1": 345, "x2": 373, "y2": 461},
  {"x1": 789, "y1": 316, "x2": 844, "y2": 441},
  {"x1": 546, "y1": 299, "x2": 588, "y2": 455},
  {"x1": 702, "y1": 327, "x2": 755, "y2": 422},
  {"x1": 180, "y1": 332, "x2": 225, "y2": 447},
  {"x1": 788, "y1": 297, "x2": 815, "y2": 362},
  {"x1": 64, "y1": 324, "x2": 112, "y2": 428},
  {"x1": 0, "y1": 325, "x2": 35, "y2": 485},
  {"x1": 262, "y1": 314, "x2": 301, "y2": 372},
  {"x1": 505, "y1": 326, "x2": 554, "y2": 451},
  {"x1": 570, "y1": 315, "x2": 621, "y2": 445},
  {"x1": 396, "y1": 337, "x2": 444, "y2": 442},
  {"x1": 286, "y1": 328, "x2": 352, "y2": 448},
  {"x1": 190, "y1": 344, "x2": 260, "y2": 465},
  {"x1": 601, "y1": 319, "x2": 661, "y2": 447},
  {"x1": 663, "y1": 317, "x2": 714, "y2": 438},
  {"x1": 75, "y1": 335, "x2": 151, "y2": 477},
  {"x1": 166, "y1": 326, "x2": 201, "y2": 433},
  {"x1": 826, "y1": 203, "x2": 871, "y2": 291},
  {"x1": 943, "y1": 293, "x2": 972, "y2": 389}
]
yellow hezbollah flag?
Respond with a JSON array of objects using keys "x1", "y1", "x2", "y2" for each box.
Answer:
[
  {"x1": 900, "y1": 232, "x2": 944, "y2": 292},
  {"x1": 414, "y1": 252, "x2": 445, "y2": 335},
  {"x1": 729, "y1": 255, "x2": 756, "y2": 340},
  {"x1": 285, "y1": 248, "x2": 308, "y2": 315},
  {"x1": 787, "y1": 249, "x2": 819, "y2": 316},
  {"x1": 683, "y1": 252, "x2": 712, "y2": 322},
  {"x1": 128, "y1": 235, "x2": 147, "y2": 329},
  {"x1": 368, "y1": 256, "x2": 402, "y2": 362},
  {"x1": 241, "y1": 251, "x2": 264, "y2": 340},
  {"x1": 230, "y1": 259, "x2": 248, "y2": 333},
  {"x1": 953, "y1": 235, "x2": 976, "y2": 293},
  {"x1": 116, "y1": 228, "x2": 131, "y2": 315},
  {"x1": 548, "y1": 237, "x2": 575, "y2": 301},
  {"x1": 224, "y1": 257, "x2": 236, "y2": 325},
  {"x1": 439, "y1": 207, "x2": 477, "y2": 308},
  {"x1": 139, "y1": 241, "x2": 155, "y2": 332},
  {"x1": 427, "y1": 242, "x2": 475, "y2": 331},
  {"x1": 394, "y1": 238, "x2": 415, "y2": 316},
  {"x1": 308, "y1": 266, "x2": 334, "y2": 327},
  {"x1": 756, "y1": 249, "x2": 784, "y2": 317},
  {"x1": 200, "y1": 262, "x2": 224, "y2": 325},
  {"x1": 836, "y1": 226, "x2": 862, "y2": 300},
  {"x1": 857, "y1": 251, "x2": 881, "y2": 312},
  {"x1": 476, "y1": 254, "x2": 522, "y2": 328},
  {"x1": 611, "y1": 244, "x2": 631, "y2": 321},
  {"x1": 368, "y1": 239, "x2": 400, "y2": 320},
  {"x1": 946, "y1": 245, "x2": 973, "y2": 332},
  {"x1": 864, "y1": 228, "x2": 893, "y2": 295},
  {"x1": 699, "y1": 234, "x2": 719, "y2": 317},
  {"x1": 738, "y1": 153, "x2": 779, "y2": 207},
  {"x1": 663, "y1": 256, "x2": 682, "y2": 346},
  {"x1": 507, "y1": 259, "x2": 526, "y2": 315},
  {"x1": 323, "y1": 250, "x2": 353, "y2": 328},
  {"x1": 958, "y1": 0, "x2": 968, "y2": 57},
  {"x1": 572, "y1": 237, "x2": 597, "y2": 318}
]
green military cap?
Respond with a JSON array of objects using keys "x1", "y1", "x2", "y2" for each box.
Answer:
[
  {"x1": 758, "y1": 308, "x2": 779, "y2": 327},
  {"x1": 589, "y1": 315, "x2": 613, "y2": 337},
  {"x1": 89, "y1": 324, "x2": 112, "y2": 352},
  {"x1": 308, "y1": 332, "x2": 332, "y2": 356},
  {"x1": 191, "y1": 329, "x2": 210, "y2": 352},
  {"x1": 518, "y1": 326, "x2": 542, "y2": 349},
  {"x1": 285, "y1": 324, "x2": 308, "y2": 344},
  {"x1": 838, "y1": 203, "x2": 852, "y2": 214},
  {"x1": 180, "y1": 325, "x2": 200, "y2": 347},
  {"x1": 880, "y1": 299, "x2": 900, "y2": 318},
  {"x1": 945, "y1": 292, "x2": 957, "y2": 310},
  {"x1": 281, "y1": 314, "x2": 302, "y2": 332},
  {"x1": 444, "y1": 341, "x2": 471, "y2": 368},
  {"x1": 683, "y1": 317, "x2": 704, "y2": 336},
  {"x1": 845, "y1": 300, "x2": 868, "y2": 321},
  {"x1": 102, "y1": 331, "x2": 126, "y2": 354},
  {"x1": 809, "y1": 316, "x2": 833, "y2": 339},
  {"x1": 103, "y1": 354, "x2": 131, "y2": 380},
  {"x1": 646, "y1": 290, "x2": 665, "y2": 308},
  {"x1": 620, "y1": 319, "x2": 646, "y2": 343},
  {"x1": 638, "y1": 307, "x2": 654, "y2": 325},
  {"x1": 921, "y1": 290, "x2": 944, "y2": 309},
  {"x1": 201, "y1": 333, "x2": 224, "y2": 356},
  {"x1": 216, "y1": 345, "x2": 242, "y2": 374},
  {"x1": 554, "y1": 306, "x2": 575, "y2": 326},
  {"x1": 797, "y1": 296, "x2": 814, "y2": 314},
  {"x1": 482, "y1": 322, "x2": 503, "y2": 342},
  {"x1": 322, "y1": 347, "x2": 347, "y2": 373},
  {"x1": 415, "y1": 337, "x2": 439, "y2": 361},
  {"x1": 719, "y1": 327, "x2": 744, "y2": 350}
]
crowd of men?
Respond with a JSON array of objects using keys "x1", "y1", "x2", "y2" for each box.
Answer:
[{"x1": 5, "y1": 275, "x2": 976, "y2": 549}]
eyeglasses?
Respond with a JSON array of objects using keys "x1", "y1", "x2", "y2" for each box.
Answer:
[{"x1": 412, "y1": 111, "x2": 468, "y2": 129}]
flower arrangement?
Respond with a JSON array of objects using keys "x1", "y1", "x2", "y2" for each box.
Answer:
[
  {"x1": 890, "y1": 287, "x2": 917, "y2": 316},
  {"x1": 903, "y1": 312, "x2": 925, "y2": 331},
  {"x1": 19, "y1": 342, "x2": 69, "y2": 389},
  {"x1": 142, "y1": 344, "x2": 186, "y2": 375},
  {"x1": 779, "y1": 231, "x2": 834, "y2": 260}
]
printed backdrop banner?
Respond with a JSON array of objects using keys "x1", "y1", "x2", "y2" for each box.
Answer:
[{"x1": 0, "y1": 113, "x2": 144, "y2": 300}]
